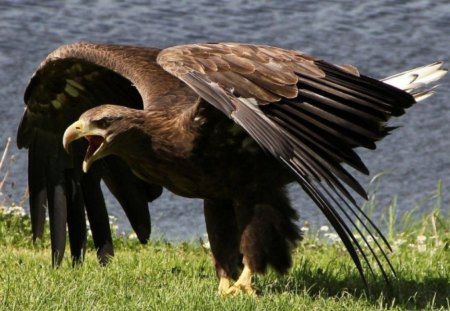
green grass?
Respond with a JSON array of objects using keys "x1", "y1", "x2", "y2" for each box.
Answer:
[
  {"x1": 0, "y1": 234, "x2": 448, "y2": 310},
  {"x1": 0, "y1": 193, "x2": 449, "y2": 310}
]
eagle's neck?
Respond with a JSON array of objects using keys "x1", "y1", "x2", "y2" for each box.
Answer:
[
  {"x1": 145, "y1": 111, "x2": 198, "y2": 158},
  {"x1": 118, "y1": 107, "x2": 201, "y2": 160}
]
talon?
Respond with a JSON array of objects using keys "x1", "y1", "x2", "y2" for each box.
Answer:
[
  {"x1": 222, "y1": 265, "x2": 256, "y2": 297},
  {"x1": 218, "y1": 277, "x2": 232, "y2": 296},
  {"x1": 225, "y1": 284, "x2": 256, "y2": 297}
]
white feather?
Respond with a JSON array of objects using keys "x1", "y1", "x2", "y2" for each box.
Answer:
[{"x1": 381, "y1": 62, "x2": 447, "y2": 102}]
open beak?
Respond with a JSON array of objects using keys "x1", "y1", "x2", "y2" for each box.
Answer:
[{"x1": 63, "y1": 120, "x2": 107, "y2": 173}]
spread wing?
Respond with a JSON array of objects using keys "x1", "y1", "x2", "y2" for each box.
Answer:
[
  {"x1": 157, "y1": 42, "x2": 419, "y2": 286},
  {"x1": 17, "y1": 42, "x2": 165, "y2": 265}
]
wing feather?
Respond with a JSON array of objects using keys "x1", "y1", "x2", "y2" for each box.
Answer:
[{"x1": 18, "y1": 42, "x2": 163, "y2": 265}]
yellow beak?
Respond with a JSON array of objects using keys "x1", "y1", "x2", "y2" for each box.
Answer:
[
  {"x1": 62, "y1": 120, "x2": 85, "y2": 153},
  {"x1": 62, "y1": 120, "x2": 107, "y2": 173}
]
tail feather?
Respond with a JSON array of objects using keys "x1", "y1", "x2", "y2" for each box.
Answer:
[{"x1": 382, "y1": 62, "x2": 447, "y2": 102}]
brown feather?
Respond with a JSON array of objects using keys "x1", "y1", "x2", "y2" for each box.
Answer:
[
  {"x1": 243, "y1": 69, "x2": 298, "y2": 100},
  {"x1": 220, "y1": 54, "x2": 256, "y2": 74},
  {"x1": 209, "y1": 71, "x2": 279, "y2": 102}
]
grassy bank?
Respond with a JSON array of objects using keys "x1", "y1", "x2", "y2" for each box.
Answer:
[
  {"x1": 0, "y1": 189, "x2": 449, "y2": 311},
  {"x1": 0, "y1": 238, "x2": 446, "y2": 311}
]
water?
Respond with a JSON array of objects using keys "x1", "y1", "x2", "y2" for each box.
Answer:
[{"x1": 0, "y1": 0, "x2": 449, "y2": 240}]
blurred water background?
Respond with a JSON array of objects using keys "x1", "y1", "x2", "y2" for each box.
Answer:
[{"x1": 0, "y1": 0, "x2": 449, "y2": 240}]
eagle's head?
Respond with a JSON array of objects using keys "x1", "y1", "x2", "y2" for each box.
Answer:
[{"x1": 63, "y1": 104, "x2": 146, "y2": 172}]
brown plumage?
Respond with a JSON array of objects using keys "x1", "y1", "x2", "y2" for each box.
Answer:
[{"x1": 18, "y1": 42, "x2": 446, "y2": 294}]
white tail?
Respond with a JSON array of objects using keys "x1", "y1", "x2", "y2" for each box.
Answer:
[{"x1": 382, "y1": 62, "x2": 447, "y2": 102}]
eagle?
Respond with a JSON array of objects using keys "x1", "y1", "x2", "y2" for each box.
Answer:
[{"x1": 17, "y1": 42, "x2": 446, "y2": 295}]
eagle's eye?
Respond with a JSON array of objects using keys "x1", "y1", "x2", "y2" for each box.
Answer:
[{"x1": 93, "y1": 117, "x2": 114, "y2": 129}]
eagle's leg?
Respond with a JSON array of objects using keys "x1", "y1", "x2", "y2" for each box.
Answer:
[
  {"x1": 203, "y1": 199, "x2": 242, "y2": 295},
  {"x1": 226, "y1": 188, "x2": 301, "y2": 296},
  {"x1": 224, "y1": 260, "x2": 256, "y2": 296}
]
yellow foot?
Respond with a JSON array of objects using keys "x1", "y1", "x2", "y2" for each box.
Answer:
[
  {"x1": 223, "y1": 265, "x2": 257, "y2": 297},
  {"x1": 225, "y1": 283, "x2": 256, "y2": 296},
  {"x1": 218, "y1": 277, "x2": 232, "y2": 296}
]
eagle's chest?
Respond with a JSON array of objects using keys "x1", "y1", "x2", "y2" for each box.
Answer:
[
  {"x1": 130, "y1": 159, "x2": 206, "y2": 198},
  {"x1": 129, "y1": 151, "x2": 262, "y2": 199},
  {"x1": 126, "y1": 117, "x2": 289, "y2": 199}
]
